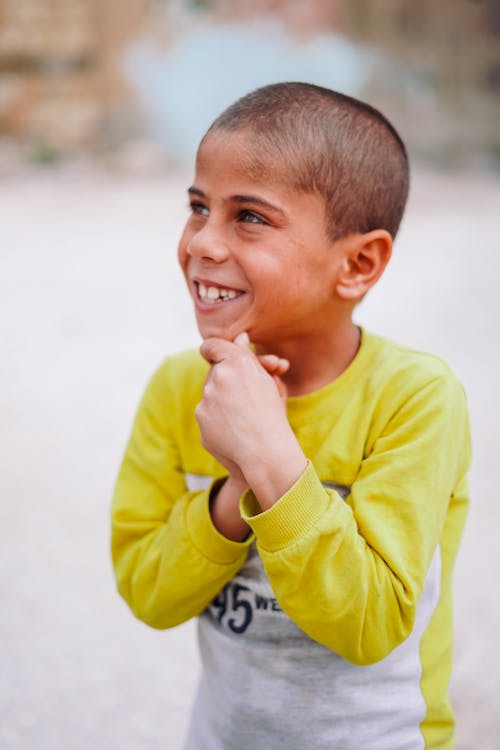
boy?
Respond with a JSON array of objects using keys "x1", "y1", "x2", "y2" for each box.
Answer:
[{"x1": 111, "y1": 83, "x2": 471, "y2": 749}]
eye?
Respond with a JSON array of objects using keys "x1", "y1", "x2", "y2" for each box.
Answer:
[
  {"x1": 189, "y1": 201, "x2": 209, "y2": 217},
  {"x1": 238, "y1": 210, "x2": 267, "y2": 225}
]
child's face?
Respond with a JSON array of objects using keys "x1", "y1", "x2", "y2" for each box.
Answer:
[{"x1": 178, "y1": 129, "x2": 344, "y2": 348}]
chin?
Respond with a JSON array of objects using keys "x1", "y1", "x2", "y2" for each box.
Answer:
[{"x1": 196, "y1": 319, "x2": 241, "y2": 342}]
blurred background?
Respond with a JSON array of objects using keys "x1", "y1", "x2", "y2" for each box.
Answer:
[
  {"x1": 1, "y1": 0, "x2": 499, "y2": 171},
  {"x1": 1, "y1": 2, "x2": 499, "y2": 749}
]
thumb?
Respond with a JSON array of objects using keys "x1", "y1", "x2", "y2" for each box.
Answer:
[
  {"x1": 200, "y1": 337, "x2": 236, "y2": 364},
  {"x1": 234, "y1": 331, "x2": 251, "y2": 349}
]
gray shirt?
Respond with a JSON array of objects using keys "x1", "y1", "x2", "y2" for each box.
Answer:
[{"x1": 184, "y1": 536, "x2": 441, "y2": 750}]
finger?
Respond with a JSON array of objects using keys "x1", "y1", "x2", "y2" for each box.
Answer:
[
  {"x1": 234, "y1": 331, "x2": 250, "y2": 349},
  {"x1": 201, "y1": 375, "x2": 214, "y2": 397},
  {"x1": 273, "y1": 375, "x2": 288, "y2": 401},
  {"x1": 276, "y1": 358, "x2": 290, "y2": 375},
  {"x1": 258, "y1": 354, "x2": 290, "y2": 376},
  {"x1": 200, "y1": 337, "x2": 238, "y2": 365}
]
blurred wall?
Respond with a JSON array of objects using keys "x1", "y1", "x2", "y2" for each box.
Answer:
[
  {"x1": 343, "y1": 0, "x2": 500, "y2": 167},
  {"x1": 0, "y1": 0, "x2": 498, "y2": 169},
  {"x1": 0, "y1": 0, "x2": 149, "y2": 160}
]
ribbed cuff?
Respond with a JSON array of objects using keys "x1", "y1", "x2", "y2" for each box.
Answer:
[
  {"x1": 186, "y1": 482, "x2": 254, "y2": 565},
  {"x1": 240, "y1": 461, "x2": 329, "y2": 551}
]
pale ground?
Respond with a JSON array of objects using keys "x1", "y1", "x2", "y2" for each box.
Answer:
[{"x1": 1, "y1": 166, "x2": 499, "y2": 749}]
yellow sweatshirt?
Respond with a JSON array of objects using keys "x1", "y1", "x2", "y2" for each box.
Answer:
[{"x1": 111, "y1": 330, "x2": 471, "y2": 750}]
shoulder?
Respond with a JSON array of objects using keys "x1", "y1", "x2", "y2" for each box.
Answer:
[
  {"x1": 360, "y1": 332, "x2": 471, "y2": 472},
  {"x1": 142, "y1": 348, "x2": 209, "y2": 415},
  {"x1": 154, "y1": 348, "x2": 209, "y2": 388},
  {"x1": 359, "y1": 331, "x2": 469, "y2": 441},
  {"x1": 362, "y1": 330, "x2": 464, "y2": 396}
]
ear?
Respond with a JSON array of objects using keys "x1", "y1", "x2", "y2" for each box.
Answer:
[{"x1": 335, "y1": 230, "x2": 392, "y2": 301}]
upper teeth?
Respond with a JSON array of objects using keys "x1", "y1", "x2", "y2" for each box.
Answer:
[{"x1": 198, "y1": 283, "x2": 238, "y2": 303}]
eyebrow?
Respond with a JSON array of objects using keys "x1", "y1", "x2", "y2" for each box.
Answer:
[
  {"x1": 188, "y1": 186, "x2": 205, "y2": 198},
  {"x1": 187, "y1": 187, "x2": 285, "y2": 216}
]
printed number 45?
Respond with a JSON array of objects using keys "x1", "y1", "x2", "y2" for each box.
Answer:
[{"x1": 212, "y1": 584, "x2": 253, "y2": 634}]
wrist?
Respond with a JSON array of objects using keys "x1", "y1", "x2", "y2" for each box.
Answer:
[
  {"x1": 241, "y1": 461, "x2": 329, "y2": 550},
  {"x1": 209, "y1": 475, "x2": 250, "y2": 542},
  {"x1": 225, "y1": 472, "x2": 248, "y2": 494},
  {"x1": 241, "y1": 441, "x2": 308, "y2": 511}
]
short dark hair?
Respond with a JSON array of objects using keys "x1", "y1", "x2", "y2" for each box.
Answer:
[{"x1": 205, "y1": 82, "x2": 409, "y2": 241}]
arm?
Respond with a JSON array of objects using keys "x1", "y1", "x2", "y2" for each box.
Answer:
[
  {"x1": 240, "y1": 374, "x2": 471, "y2": 665},
  {"x1": 111, "y1": 362, "x2": 253, "y2": 630}
]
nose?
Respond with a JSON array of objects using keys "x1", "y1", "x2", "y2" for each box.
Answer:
[{"x1": 186, "y1": 221, "x2": 230, "y2": 264}]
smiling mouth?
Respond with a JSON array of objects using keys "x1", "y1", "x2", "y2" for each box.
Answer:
[{"x1": 195, "y1": 281, "x2": 244, "y2": 305}]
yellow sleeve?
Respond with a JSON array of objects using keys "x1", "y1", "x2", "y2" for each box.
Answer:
[
  {"x1": 111, "y1": 363, "x2": 252, "y2": 629},
  {"x1": 240, "y1": 373, "x2": 471, "y2": 665}
]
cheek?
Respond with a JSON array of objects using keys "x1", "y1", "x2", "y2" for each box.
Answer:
[
  {"x1": 177, "y1": 228, "x2": 190, "y2": 272},
  {"x1": 245, "y1": 254, "x2": 283, "y2": 287}
]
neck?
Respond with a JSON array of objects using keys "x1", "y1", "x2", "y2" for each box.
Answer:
[{"x1": 256, "y1": 319, "x2": 361, "y2": 397}]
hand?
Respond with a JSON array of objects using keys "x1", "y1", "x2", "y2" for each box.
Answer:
[
  {"x1": 196, "y1": 333, "x2": 307, "y2": 509},
  {"x1": 201, "y1": 335, "x2": 293, "y2": 540},
  {"x1": 256, "y1": 351, "x2": 289, "y2": 401},
  {"x1": 196, "y1": 333, "x2": 287, "y2": 473},
  {"x1": 198, "y1": 338, "x2": 289, "y2": 482}
]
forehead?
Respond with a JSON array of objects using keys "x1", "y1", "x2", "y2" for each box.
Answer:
[{"x1": 195, "y1": 128, "x2": 293, "y2": 191}]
